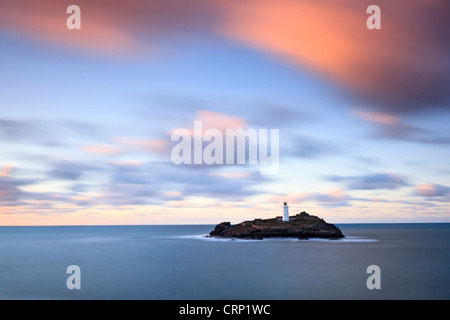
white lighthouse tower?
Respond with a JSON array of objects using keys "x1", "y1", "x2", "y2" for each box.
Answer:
[{"x1": 283, "y1": 201, "x2": 289, "y2": 222}]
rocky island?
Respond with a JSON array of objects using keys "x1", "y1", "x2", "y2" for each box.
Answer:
[{"x1": 209, "y1": 211, "x2": 344, "y2": 240}]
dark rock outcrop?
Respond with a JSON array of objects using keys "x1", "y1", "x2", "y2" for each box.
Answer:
[{"x1": 209, "y1": 212, "x2": 344, "y2": 240}]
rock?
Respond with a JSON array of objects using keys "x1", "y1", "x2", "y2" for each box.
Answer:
[
  {"x1": 210, "y1": 222, "x2": 231, "y2": 235},
  {"x1": 209, "y1": 212, "x2": 344, "y2": 240}
]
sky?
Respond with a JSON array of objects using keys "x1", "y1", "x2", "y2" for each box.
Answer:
[{"x1": 0, "y1": 0, "x2": 449, "y2": 225}]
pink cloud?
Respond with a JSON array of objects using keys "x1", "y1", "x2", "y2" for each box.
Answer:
[
  {"x1": 351, "y1": 109, "x2": 424, "y2": 140},
  {"x1": 113, "y1": 137, "x2": 169, "y2": 154},
  {"x1": 0, "y1": 0, "x2": 142, "y2": 55},
  {"x1": 82, "y1": 138, "x2": 169, "y2": 157},
  {"x1": 0, "y1": 0, "x2": 217, "y2": 57},
  {"x1": 0, "y1": 166, "x2": 13, "y2": 177},
  {"x1": 81, "y1": 144, "x2": 124, "y2": 156},
  {"x1": 168, "y1": 110, "x2": 248, "y2": 137},
  {"x1": 217, "y1": 0, "x2": 449, "y2": 113},
  {"x1": 2, "y1": 0, "x2": 447, "y2": 114},
  {"x1": 218, "y1": 0, "x2": 364, "y2": 83},
  {"x1": 196, "y1": 110, "x2": 246, "y2": 131},
  {"x1": 352, "y1": 110, "x2": 399, "y2": 125}
]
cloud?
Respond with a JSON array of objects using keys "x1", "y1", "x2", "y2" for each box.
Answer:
[
  {"x1": 98, "y1": 183, "x2": 159, "y2": 206},
  {"x1": 47, "y1": 159, "x2": 102, "y2": 181},
  {"x1": 242, "y1": 102, "x2": 308, "y2": 128},
  {"x1": 113, "y1": 137, "x2": 169, "y2": 154},
  {"x1": 2, "y1": 1, "x2": 448, "y2": 113},
  {"x1": 0, "y1": 163, "x2": 91, "y2": 209},
  {"x1": 415, "y1": 183, "x2": 450, "y2": 198},
  {"x1": 352, "y1": 110, "x2": 398, "y2": 126},
  {"x1": 0, "y1": 118, "x2": 106, "y2": 147},
  {"x1": 109, "y1": 162, "x2": 153, "y2": 185},
  {"x1": 352, "y1": 109, "x2": 420, "y2": 139},
  {"x1": 352, "y1": 109, "x2": 450, "y2": 144},
  {"x1": 108, "y1": 161, "x2": 267, "y2": 203},
  {"x1": 81, "y1": 144, "x2": 125, "y2": 156},
  {"x1": 329, "y1": 172, "x2": 409, "y2": 190},
  {"x1": 209, "y1": 172, "x2": 250, "y2": 179},
  {"x1": 0, "y1": 1, "x2": 139, "y2": 54},
  {"x1": 305, "y1": 189, "x2": 350, "y2": 207},
  {"x1": 168, "y1": 109, "x2": 265, "y2": 166},
  {"x1": 81, "y1": 138, "x2": 170, "y2": 158},
  {"x1": 140, "y1": 96, "x2": 322, "y2": 163},
  {"x1": 0, "y1": 172, "x2": 36, "y2": 206},
  {"x1": 110, "y1": 161, "x2": 144, "y2": 167},
  {"x1": 0, "y1": 179, "x2": 25, "y2": 205},
  {"x1": 140, "y1": 94, "x2": 309, "y2": 132},
  {"x1": 160, "y1": 163, "x2": 267, "y2": 200},
  {"x1": 281, "y1": 133, "x2": 340, "y2": 159},
  {"x1": 167, "y1": 109, "x2": 247, "y2": 137},
  {"x1": 156, "y1": 190, "x2": 184, "y2": 201},
  {"x1": 0, "y1": 166, "x2": 13, "y2": 177},
  {"x1": 0, "y1": 118, "x2": 58, "y2": 146},
  {"x1": 274, "y1": 189, "x2": 350, "y2": 207},
  {"x1": 218, "y1": 0, "x2": 450, "y2": 114},
  {"x1": 0, "y1": 155, "x2": 267, "y2": 211},
  {"x1": 0, "y1": 0, "x2": 219, "y2": 56},
  {"x1": 195, "y1": 110, "x2": 247, "y2": 133}
]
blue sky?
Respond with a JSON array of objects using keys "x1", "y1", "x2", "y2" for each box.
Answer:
[{"x1": 0, "y1": 0, "x2": 449, "y2": 225}]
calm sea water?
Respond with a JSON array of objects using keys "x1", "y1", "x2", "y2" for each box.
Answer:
[{"x1": 0, "y1": 224, "x2": 449, "y2": 300}]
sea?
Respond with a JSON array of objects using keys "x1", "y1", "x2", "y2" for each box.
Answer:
[{"x1": 0, "y1": 223, "x2": 449, "y2": 300}]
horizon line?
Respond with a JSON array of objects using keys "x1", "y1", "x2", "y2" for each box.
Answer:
[{"x1": 1, "y1": 221, "x2": 450, "y2": 227}]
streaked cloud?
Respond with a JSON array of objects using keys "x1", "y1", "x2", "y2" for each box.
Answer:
[
  {"x1": 0, "y1": 118, "x2": 105, "y2": 147},
  {"x1": 81, "y1": 144, "x2": 125, "y2": 156},
  {"x1": 0, "y1": 0, "x2": 218, "y2": 56},
  {"x1": 329, "y1": 173, "x2": 409, "y2": 190},
  {"x1": 209, "y1": 172, "x2": 251, "y2": 179},
  {"x1": 113, "y1": 137, "x2": 169, "y2": 154},
  {"x1": 352, "y1": 110, "x2": 399, "y2": 126},
  {"x1": 415, "y1": 183, "x2": 450, "y2": 198},
  {"x1": 47, "y1": 159, "x2": 101, "y2": 181},
  {"x1": 218, "y1": 0, "x2": 450, "y2": 114},
  {"x1": 0, "y1": 171, "x2": 36, "y2": 206},
  {"x1": 3, "y1": 0, "x2": 448, "y2": 115},
  {"x1": 273, "y1": 189, "x2": 350, "y2": 207},
  {"x1": 105, "y1": 161, "x2": 267, "y2": 204},
  {"x1": 352, "y1": 109, "x2": 450, "y2": 144},
  {"x1": 110, "y1": 161, "x2": 144, "y2": 167},
  {"x1": 194, "y1": 110, "x2": 247, "y2": 133},
  {"x1": 282, "y1": 133, "x2": 340, "y2": 159}
]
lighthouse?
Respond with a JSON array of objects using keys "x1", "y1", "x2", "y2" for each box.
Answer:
[{"x1": 283, "y1": 201, "x2": 289, "y2": 222}]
